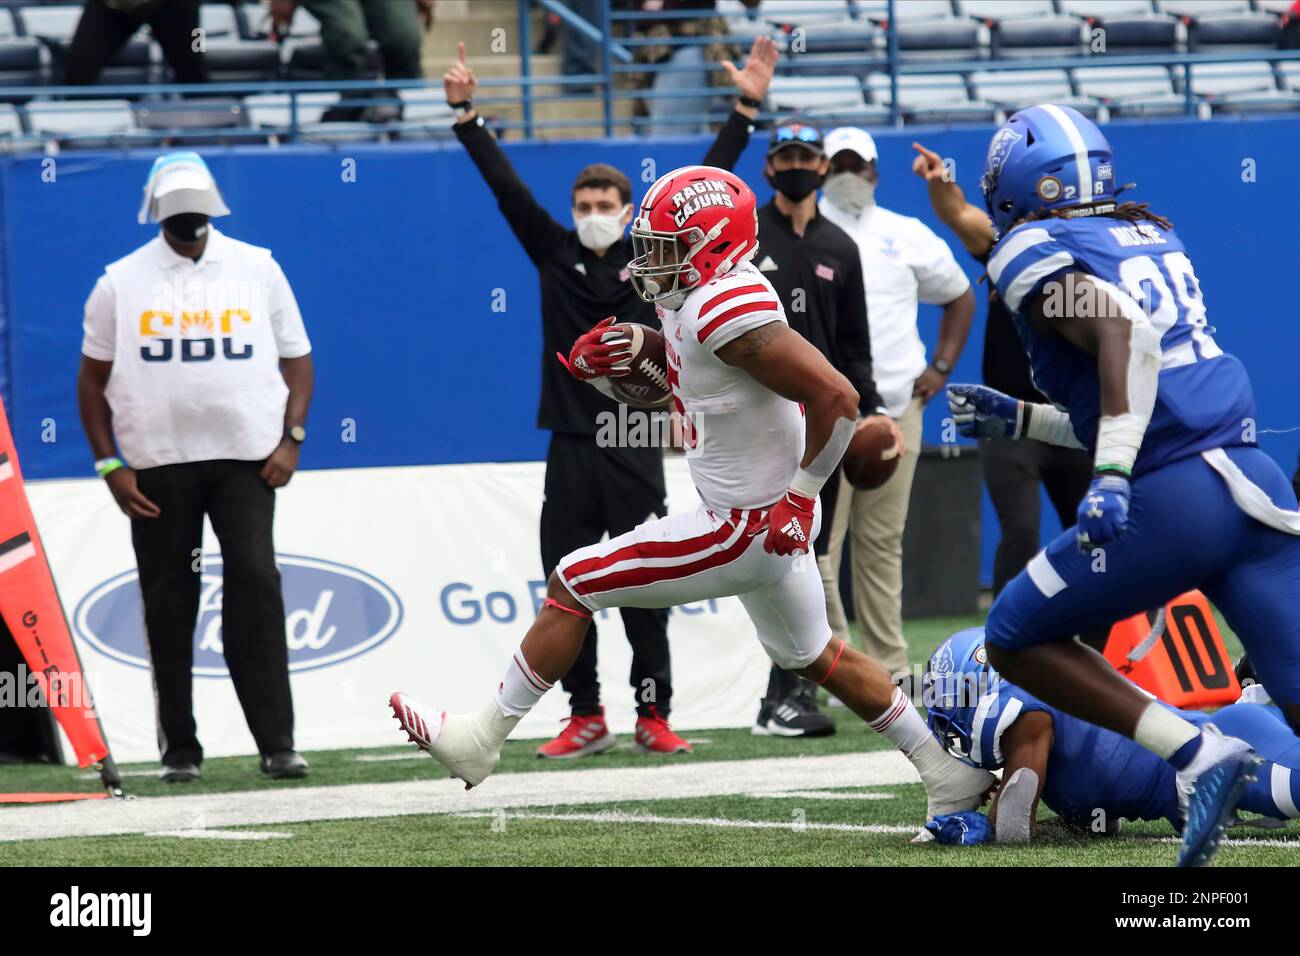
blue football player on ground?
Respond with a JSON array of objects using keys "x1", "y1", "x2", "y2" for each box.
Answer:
[
  {"x1": 921, "y1": 628, "x2": 1300, "y2": 845},
  {"x1": 944, "y1": 104, "x2": 1300, "y2": 865}
]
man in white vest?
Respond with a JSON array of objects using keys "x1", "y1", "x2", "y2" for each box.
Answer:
[
  {"x1": 77, "y1": 152, "x2": 314, "y2": 782},
  {"x1": 818, "y1": 128, "x2": 975, "y2": 685}
]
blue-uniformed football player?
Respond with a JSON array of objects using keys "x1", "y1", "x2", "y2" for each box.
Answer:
[
  {"x1": 922, "y1": 628, "x2": 1300, "y2": 844},
  {"x1": 945, "y1": 104, "x2": 1300, "y2": 866}
]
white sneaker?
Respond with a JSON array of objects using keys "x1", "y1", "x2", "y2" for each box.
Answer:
[{"x1": 390, "y1": 692, "x2": 511, "y2": 789}]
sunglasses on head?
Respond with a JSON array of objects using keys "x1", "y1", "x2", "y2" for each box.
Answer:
[{"x1": 773, "y1": 124, "x2": 822, "y2": 146}]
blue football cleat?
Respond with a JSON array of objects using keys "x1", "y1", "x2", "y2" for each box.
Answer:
[{"x1": 1177, "y1": 748, "x2": 1262, "y2": 868}]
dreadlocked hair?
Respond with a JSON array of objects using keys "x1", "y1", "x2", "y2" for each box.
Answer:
[{"x1": 1025, "y1": 200, "x2": 1173, "y2": 232}]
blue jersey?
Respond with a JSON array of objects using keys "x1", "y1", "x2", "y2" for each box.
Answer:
[
  {"x1": 986, "y1": 215, "x2": 1256, "y2": 476},
  {"x1": 967, "y1": 678, "x2": 1183, "y2": 827}
]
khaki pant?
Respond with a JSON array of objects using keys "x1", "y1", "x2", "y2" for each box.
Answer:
[{"x1": 817, "y1": 397, "x2": 924, "y2": 677}]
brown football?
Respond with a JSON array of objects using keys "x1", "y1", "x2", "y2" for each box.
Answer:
[
  {"x1": 608, "y1": 323, "x2": 671, "y2": 408},
  {"x1": 842, "y1": 417, "x2": 902, "y2": 491}
]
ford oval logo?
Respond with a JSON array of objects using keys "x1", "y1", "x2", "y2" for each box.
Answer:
[{"x1": 73, "y1": 553, "x2": 403, "y2": 677}]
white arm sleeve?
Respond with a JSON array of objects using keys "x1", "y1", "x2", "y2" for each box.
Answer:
[
  {"x1": 1023, "y1": 403, "x2": 1085, "y2": 450},
  {"x1": 1086, "y1": 278, "x2": 1162, "y2": 475},
  {"x1": 790, "y1": 415, "x2": 856, "y2": 499}
]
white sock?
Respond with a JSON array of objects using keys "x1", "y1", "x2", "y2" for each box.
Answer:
[
  {"x1": 1134, "y1": 701, "x2": 1199, "y2": 761},
  {"x1": 867, "y1": 686, "x2": 932, "y2": 756},
  {"x1": 494, "y1": 646, "x2": 553, "y2": 719}
]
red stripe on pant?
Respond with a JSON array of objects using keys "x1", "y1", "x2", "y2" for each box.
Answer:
[
  {"x1": 567, "y1": 511, "x2": 760, "y2": 597},
  {"x1": 562, "y1": 508, "x2": 755, "y2": 580}
]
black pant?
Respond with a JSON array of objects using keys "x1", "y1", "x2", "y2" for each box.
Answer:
[
  {"x1": 981, "y1": 437, "x2": 1094, "y2": 596},
  {"x1": 541, "y1": 433, "x2": 670, "y2": 719},
  {"x1": 66, "y1": 0, "x2": 208, "y2": 85},
  {"x1": 131, "y1": 459, "x2": 294, "y2": 766}
]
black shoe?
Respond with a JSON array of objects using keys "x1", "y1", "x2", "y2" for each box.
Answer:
[
  {"x1": 260, "y1": 751, "x2": 310, "y2": 779},
  {"x1": 753, "y1": 697, "x2": 773, "y2": 736},
  {"x1": 161, "y1": 762, "x2": 201, "y2": 783},
  {"x1": 766, "y1": 686, "x2": 836, "y2": 738}
]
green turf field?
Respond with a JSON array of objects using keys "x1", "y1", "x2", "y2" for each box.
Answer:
[{"x1": 2, "y1": 613, "x2": 1287, "y2": 867}]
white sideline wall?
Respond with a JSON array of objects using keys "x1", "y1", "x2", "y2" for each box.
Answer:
[{"x1": 26, "y1": 459, "x2": 770, "y2": 764}]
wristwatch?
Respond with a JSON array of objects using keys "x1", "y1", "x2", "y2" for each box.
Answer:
[
  {"x1": 286, "y1": 425, "x2": 307, "y2": 444},
  {"x1": 931, "y1": 357, "x2": 952, "y2": 375},
  {"x1": 448, "y1": 99, "x2": 474, "y2": 118}
]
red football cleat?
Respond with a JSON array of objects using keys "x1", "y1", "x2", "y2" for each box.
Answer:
[
  {"x1": 634, "y1": 706, "x2": 692, "y2": 755},
  {"x1": 536, "y1": 708, "x2": 617, "y2": 759}
]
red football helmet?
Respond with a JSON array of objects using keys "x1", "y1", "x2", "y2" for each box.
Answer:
[{"x1": 629, "y1": 165, "x2": 759, "y2": 308}]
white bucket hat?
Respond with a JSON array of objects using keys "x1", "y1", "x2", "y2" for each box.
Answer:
[{"x1": 137, "y1": 151, "x2": 231, "y2": 225}]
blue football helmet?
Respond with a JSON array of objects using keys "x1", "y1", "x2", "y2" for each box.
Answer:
[
  {"x1": 979, "y1": 104, "x2": 1117, "y2": 235},
  {"x1": 922, "y1": 627, "x2": 999, "y2": 765}
]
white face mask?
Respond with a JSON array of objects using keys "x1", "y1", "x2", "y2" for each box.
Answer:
[
  {"x1": 824, "y1": 172, "x2": 876, "y2": 215},
  {"x1": 575, "y1": 205, "x2": 630, "y2": 251}
]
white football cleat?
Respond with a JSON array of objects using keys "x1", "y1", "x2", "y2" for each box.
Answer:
[
  {"x1": 390, "y1": 692, "x2": 508, "y2": 789},
  {"x1": 904, "y1": 736, "x2": 997, "y2": 842}
]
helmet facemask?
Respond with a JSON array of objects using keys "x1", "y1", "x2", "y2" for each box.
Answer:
[{"x1": 629, "y1": 215, "x2": 733, "y2": 309}]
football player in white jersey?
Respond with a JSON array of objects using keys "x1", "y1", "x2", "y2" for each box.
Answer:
[{"x1": 390, "y1": 166, "x2": 993, "y2": 828}]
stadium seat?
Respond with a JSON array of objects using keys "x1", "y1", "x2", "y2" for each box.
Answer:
[
  {"x1": 1156, "y1": 0, "x2": 1254, "y2": 16},
  {"x1": 199, "y1": 3, "x2": 240, "y2": 39},
  {"x1": 1189, "y1": 11, "x2": 1284, "y2": 49},
  {"x1": 958, "y1": 0, "x2": 1057, "y2": 21},
  {"x1": 0, "y1": 38, "x2": 48, "y2": 99},
  {"x1": 1086, "y1": 14, "x2": 1184, "y2": 54},
  {"x1": 24, "y1": 98, "x2": 135, "y2": 146},
  {"x1": 1210, "y1": 88, "x2": 1300, "y2": 113},
  {"x1": 392, "y1": 88, "x2": 457, "y2": 139},
  {"x1": 864, "y1": 71, "x2": 999, "y2": 123},
  {"x1": 990, "y1": 15, "x2": 1089, "y2": 58},
  {"x1": 243, "y1": 91, "x2": 338, "y2": 128},
  {"x1": 875, "y1": 0, "x2": 957, "y2": 22},
  {"x1": 0, "y1": 101, "x2": 20, "y2": 133},
  {"x1": 0, "y1": 9, "x2": 17, "y2": 40},
  {"x1": 970, "y1": 68, "x2": 1107, "y2": 116},
  {"x1": 15, "y1": 3, "x2": 83, "y2": 42},
  {"x1": 1276, "y1": 60, "x2": 1300, "y2": 91},
  {"x1": 132, "y1": 98, "x2": 250, "y2": 145},
  {"x1": 1190, "y1": 59, "x2": 1279, "y2": 96},
  {"x1": 767, "y1": 75, "x2": 867, "y2": 113},
  {"x1": 1058, "y1": 1, "x2": 1158, "y2": 16},
  {"x1": 777, "y1": 19, "x2": 881, "y2": 78},
  {"x1": 721, "y1": 0, "x2": 855, "y2": 26},
  {"x1": 1253, "y1": 0, "x2": 1294, "y2": 14},
  {"x1": 1072, "y1": 63, "x2": 1176, "y2": 100},
  {"x1": 896, "y1": 17, "x2": 986, "y2": 61},
  {"x1": 200, "y1": 38, "x2": 282, "y2": 83},
  {"x1": 91, "y1": 38, "x2": 157, "y2": 87},
  {"x1": 793, "y1": 19, "x2": 881, "y2": 53},
  {"x1": 244, "y1": 91, "x2": 384, "y2": 141},
  {"x1": 802, "y1": 103, "x2": 892, "y2": 126}
]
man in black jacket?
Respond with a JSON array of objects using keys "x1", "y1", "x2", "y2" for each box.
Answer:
[
  {"x1": 444, "y1": 44, "x2": 689, "y2": 757},
  {"x1": 705, "y1": 39, "x2": 900, "y2": 737}
]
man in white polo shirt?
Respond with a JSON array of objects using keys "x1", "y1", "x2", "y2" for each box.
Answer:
[
  {"x1": 76, "y1": 152, "x2": 314, "y2": 782},
  {"x1": 818, "y1": 127, "x2": 975, "y2": 683}
]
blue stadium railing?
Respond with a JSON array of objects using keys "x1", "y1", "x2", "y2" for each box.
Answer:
[{"x1": 1, "y1": 0, "x2": 1300, "y2": 148}]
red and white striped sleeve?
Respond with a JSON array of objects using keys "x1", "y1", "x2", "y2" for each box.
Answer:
[{"x1": 690, "y1": 273, "x2": 784, "y2": 353}]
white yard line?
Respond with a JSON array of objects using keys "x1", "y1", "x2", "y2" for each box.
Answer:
[
  {"x1": 0, "y1": 751, "x2": 917, "y2": 844},
  {"x1": 748, "y1": 789, "x2": 895, "y2": 800},
  {"x1": 147, "y1": 830, "x2": 295, "y2": 841},
  {"x1": 454, "y1": 809, "x2": 916, "y2": 835}
]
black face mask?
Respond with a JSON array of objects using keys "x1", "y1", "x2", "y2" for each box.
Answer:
[
  {"x1": 769, "y1": 167, "x2": 824, "y2": 203},
  {"x1": 162, "y1": 213, "x2": 210, "y2": 244}
]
